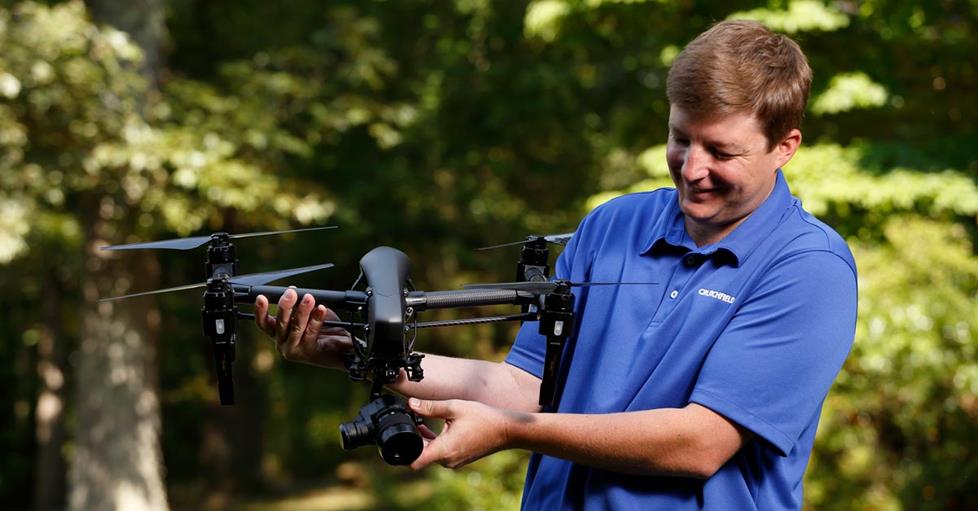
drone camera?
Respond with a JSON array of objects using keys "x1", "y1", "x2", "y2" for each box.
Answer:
[{"x1": 339, "y1": 395, "x2": 424, "y2": 466}]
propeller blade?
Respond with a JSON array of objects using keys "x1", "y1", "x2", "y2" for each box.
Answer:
[
  {"x1": 98, "y1": 263, "x2": 334, "y2": 302},
  {"x1": 464, "y1": 280, "x2": 657, "y2": 294},
  {"x1": 543, "y1": 233, "x2": 574, "y2": 245},
  {"x1": 101, "y1": 236, "x2": 213, "y2": 251},
  {"x1": 100, "y1": 225, "x2": 338, "y2": 251},
  {"x1": 476, "y1": 240, "x2": 529, "y2": 251},
  {"x1": 98, "y1": 282, "x2": 208, "y2": 302},
  {"x1": 230, "y1": 225, "x2": 338, "y2": 240},
  {"x1": 228, "y1": 263, "x2": 334, "y2": 287},
  {"x1": 476, "y1": 232, "x2": 575, "y2": 251},
  {"x1": 568, "y1": 281, "x2": 658, "y2": 287}
]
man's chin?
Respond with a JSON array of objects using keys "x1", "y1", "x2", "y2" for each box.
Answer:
[{"x1": 678, "y1": 201, "x2": 720, "y2": 222}]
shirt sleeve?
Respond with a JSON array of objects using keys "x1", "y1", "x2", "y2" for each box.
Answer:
[{"x1": 689, "y1": 249, "x2": 857, "y2": 457}]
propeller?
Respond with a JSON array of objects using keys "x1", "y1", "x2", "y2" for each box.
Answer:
[
  {"x1": 463, "y1": 279, "x2": 657, "y2": 295},
  {"x1": 476, "y1": 232, "x2": 575, "y2": 251},
  {"x1": 100, "y1": 225, "x2": 338, "y2": 251},
  {"x1": 98, "y1": 263, "x2": 334, "y2": 302}
]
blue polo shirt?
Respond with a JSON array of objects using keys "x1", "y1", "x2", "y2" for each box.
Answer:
[{"x1": 505, "y1": 170, "x2": 857, "y2": 510}]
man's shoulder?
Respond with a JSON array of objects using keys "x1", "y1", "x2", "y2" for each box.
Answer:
[
  {"x1": 776, "y1": 200, "x2": 856, "y2": 276},
  {"x1": 586, "y1": 187, "x2": 676, "y2": 223},
  {"x1": 572, "y1": 188, "x2": 677, "y2": 248}
]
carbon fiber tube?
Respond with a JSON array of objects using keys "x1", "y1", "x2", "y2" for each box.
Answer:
[
  {"x1": 238, "y1": 285, "x2": 368, "y2": 311},
  {"x1": 411, "y1": 313, "x2": 537, "y2": 329},
  {"x1": 406, "y1": 289, "x2": 536, "y2": 311},
  {"x1": 237, "y1": 285, "x2": 533, "y2": 312}
]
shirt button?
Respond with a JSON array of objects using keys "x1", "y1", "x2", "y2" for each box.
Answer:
[
  {"x1": 669, "y1": 290, "x2": 679, "y2": 299},
  {"x1": 684, "y1": 254, "x2": 699, "y2": 266}
]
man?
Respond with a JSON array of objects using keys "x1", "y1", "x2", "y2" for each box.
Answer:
[{"x1": 255, "y1": 20, "x2": 857, "y2": 510}]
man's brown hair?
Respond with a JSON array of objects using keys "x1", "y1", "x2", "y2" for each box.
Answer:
[{"x1": 666, "y1": 20, "x2": 812, "y2": 150}]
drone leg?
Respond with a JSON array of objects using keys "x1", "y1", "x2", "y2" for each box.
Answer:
[
  {"x1": 203, "y1": 279, "x2": 238, "y2": 406},
  {"x1": 539, "y1": 339, "x2": 563, "y2": 408},
  {"x1": 215, "y1": 344, "x2": 235, "y2": 405}
]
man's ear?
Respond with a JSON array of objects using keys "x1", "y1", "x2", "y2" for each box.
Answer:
[{"x1": 775, "y1": 128, "x2": 802, "y2": 168}]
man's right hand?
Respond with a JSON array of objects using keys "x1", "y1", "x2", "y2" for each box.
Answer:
[{"x1": 255, "y1": 288, "x2": 353, "y2": 369}]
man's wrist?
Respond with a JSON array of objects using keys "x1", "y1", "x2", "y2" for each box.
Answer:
[{"x1": 500, "y1": 408, "x2": 538, "y2": 452}]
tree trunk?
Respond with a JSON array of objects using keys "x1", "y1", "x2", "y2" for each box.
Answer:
[
  {"x1": 70, "y1": 218, "x2": 168, "y2": 511},
  {"x1": 69, "y1": 3, "x2": 170, "y2": 509}
]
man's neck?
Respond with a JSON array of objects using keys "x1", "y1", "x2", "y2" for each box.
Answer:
[
  {"x1": 685, "y1": 217, "x2": 745, "y2": 247},
  {"x1": 684, "y1": 177, "x2": 778, "y2": 247}
]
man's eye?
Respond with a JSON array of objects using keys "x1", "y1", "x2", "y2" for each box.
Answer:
[{"x1": 711, "y1": 148, "x2": 733, "y2": 160}]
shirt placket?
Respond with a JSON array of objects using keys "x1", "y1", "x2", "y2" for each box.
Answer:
[{"x1": 650, "y1": 252, "x2": 703, "y2": 325}]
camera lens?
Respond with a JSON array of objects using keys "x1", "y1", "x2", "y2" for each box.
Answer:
[
  {"x1": 339, "y1": 419, "x2": 372, "y2": 450},
  {"x1": 375, "y1": 409, "x2": 423, "y2": 465},
  {"x1": 339, "y1": 395, "x2": 424, "y2": 465}
]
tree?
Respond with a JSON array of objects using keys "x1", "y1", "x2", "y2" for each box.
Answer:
[{"x1": 0, "y1": 2, "x2": 331, "y2": 508}]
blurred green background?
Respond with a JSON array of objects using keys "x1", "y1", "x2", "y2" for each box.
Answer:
[{"x1": 1, "y1": 0, "x2": 976, "y2": 509}]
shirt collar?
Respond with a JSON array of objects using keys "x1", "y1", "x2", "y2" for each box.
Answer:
[{"x1": 642, "y1": 170, "x2": 793, "y2": 267}]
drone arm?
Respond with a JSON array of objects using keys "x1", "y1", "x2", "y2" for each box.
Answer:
[
  {"x1": 405, "y1": 289, "x2": 536, "y2": 311},
  {"x1": 239, "y1": 285, "x2": 368, "y2": 311},
  {"x1": 411, "y1": 312, "x2": 537, "y2": 330}
]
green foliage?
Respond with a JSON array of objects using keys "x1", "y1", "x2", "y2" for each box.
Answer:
[
  {"x1": 787, "y1": 144, "x2": 978, "y2": 217},
  {"x1": 524, "y1": 0, "x2": 570, "y2": 42},
  {"x1": 0, "y1": 1, "x2": 331, "y2": 248},
  {"x1": 728, "y1": 0, "x2": 849, "y2": 33},
  {"x1": 811, "y1": 72, "x2": 889, "y2": 115},
  {"x1": 809, "y1": 218, "x2": 978, "y2": 510},
  {"x1": 425, "y1": 451, "x2": 528, "y2": 511}
]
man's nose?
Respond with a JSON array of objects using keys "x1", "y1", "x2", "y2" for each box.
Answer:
[{"x1": 682, "y1": 146, "x2": 709, "y2": 181}]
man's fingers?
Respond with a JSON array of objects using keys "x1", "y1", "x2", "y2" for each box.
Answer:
[
  {"x1": 302, "y1": 305, "x2": 327, "y2": 345},
  {"x1": 287, "y1": 293, "x2": 315, "y2": 348},
  {"x1": 410, "y1": 438, "x2": 443, "y2": 470},
  {"x1": 255, "y1": 295, "x2": 277, "y2": 334},
  {"x1": 417, "y1": 423, "x2": 438, "y2": 440},
  {"x1": 409, "y1": 398, "x2": 455, "y2": 419},
  {"x1": 322, "y1": 306, "x2": 341, "y2": 322},
  {"x1": 274, "y1": 288, "x2": 298, "y2": 342}
]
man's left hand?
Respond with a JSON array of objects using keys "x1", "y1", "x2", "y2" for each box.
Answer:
[{"x1": 408, "y1": 397, "x2": 530, "y2": 470}]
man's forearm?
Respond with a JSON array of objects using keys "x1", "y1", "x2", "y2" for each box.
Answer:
[
  {"x1": 505, "y1": 404, "x2": 750, "y2": 479},
  {"x1": 390, "y1": 354, "x2": 541, "y2": 412}
]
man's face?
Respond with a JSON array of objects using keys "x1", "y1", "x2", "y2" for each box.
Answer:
[{"x1": 666, "y1": 105, "x2": 798, "y2": 245}]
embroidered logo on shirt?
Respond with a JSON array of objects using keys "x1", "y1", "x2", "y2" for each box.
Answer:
[{"x1": 697, "y1": 288, "x2": 736, "y2": 304}]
